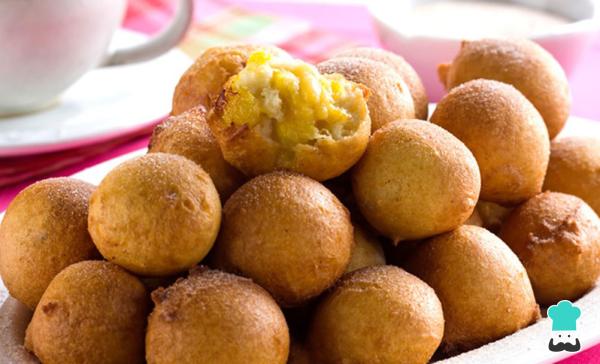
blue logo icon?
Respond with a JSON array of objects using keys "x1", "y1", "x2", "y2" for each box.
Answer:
[{"x1": 548, "y1": 300, "x2": 581, "y2": 352}]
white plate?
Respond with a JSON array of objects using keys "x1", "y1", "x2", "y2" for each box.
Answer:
[
  {"x1": 1, "y1": 115, "x2": 599, "y2": 363},
  {"x1": 0, "y1": 29, "x2": 191, "y2": 157}
]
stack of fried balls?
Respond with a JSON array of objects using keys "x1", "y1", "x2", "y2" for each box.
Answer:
[{"x1": 1, "y1": 38, "x2": 599, "y2": 364}]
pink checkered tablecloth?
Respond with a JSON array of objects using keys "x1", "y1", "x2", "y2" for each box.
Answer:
[{"x1": 0, "y1": 1, "x2": 599, "y2": 362}]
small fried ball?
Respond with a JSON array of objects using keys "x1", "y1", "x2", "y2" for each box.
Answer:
[
  {"x1": 0, "y1": 178, "x2": 97, "y2": 309},
  {"x1": 25, "y1": 261, "x2": 147, "y2": 364},
  {"x1": 476, "y1": 200, "x2": 514, "y2": 232},
  {"x1": 352, "y1": 119, "x2": 480, "y2": 242},
  {"x1": 212, "y1": 172, "x2": 353, "y2": 306},
  {"x1": 148, "y1": 106, "x2": 245, "y2": 200},
  {"x1": 438, "y1": 38, "x2": 571, "y2": 138},
  {"x1": 543, "y1": 137, "x2": 600, "y2": 215},
  {"x1": 307, "y1": 265, "x2": 444, "y2": 364},
  {"x1": 334, "y1": 47, "x2": 428, "y2": 120},
  {"x1": 431, "y1": 79, "x2": 550, "y2": 205},
  {"x1": 172, "y1": 44, "x2": 288, "y2": 115},
  {"x1": 464, "y1": 208, "x2": 483, "y2": 226},
  {"x1": 318, "y1": 57, "x2": 415, "y2": 132},
  {"x1": 88, "y1": 153, "x2": 221, "y2": 276},
  {"x1": 500, "y1": 192, "x2": 600, "y2": 305},
  {"x1": 146, "y1": 268, "x2": 289, "y2": 364},
  {"x1": 345, "y1": 225, "x2": 385, "y2": 273},
  {"x1": 208, "y1": 50, "x2": 371, "y2": 181},
  {"x1": 406, "y1": 225, "x2": 540, "y2": 353}
]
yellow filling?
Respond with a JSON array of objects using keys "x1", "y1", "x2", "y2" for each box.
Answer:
[{"x1": 222, "y1": 50, "x2": 367, "y2": 146}]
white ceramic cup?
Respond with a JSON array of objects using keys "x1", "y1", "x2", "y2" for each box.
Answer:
[{"x1": 0, "y1": 0, "x2": 194, "y2": 116}]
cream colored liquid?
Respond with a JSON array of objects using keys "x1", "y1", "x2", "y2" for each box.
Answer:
[{"x1": 404, "y1": 1, "x2": 569, "y2": 38}]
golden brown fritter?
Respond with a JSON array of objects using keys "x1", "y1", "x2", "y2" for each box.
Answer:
[
  {"x1": 307, "y1": 265, "x2": 444, "y2": 364},
  {"x1": 0, "y1": 178, "x2": 98, "y2": 310},
  {"x1": 172, "y1": 44, "x2": 288, "y2": 115},
  {"x1": 317, "y1": 57, "x2": 415, "y2": 132},
  {"x1": 146, "y1": 267, "x2": 289, "y2": 364},
  {"x1": 148, "y1": 106, "x2": 245, "y2": 200},
  {"x1": 334, "y1": 47, "x2": 429, "y2": 120},
  {"x1": 438, "y1": 38, "x2": 571, "y2": 138},
  {"x1": 543, "y1": 137, "x2": 600, "y2": 215},
  {"x1": 211, "y1": 171, "x2": 353, "y2": 307},
  {"x1": 431, "y1": 79, "x2": 550, "y2": 205},
  {"x1": 88, "y1": 153, "x2": 221, "y2": 276},
  {"x1": 345, "y1": 224, "x2": 386, "y2": 273},
  {"x1": 476, "y1": 200, "x2": 515, "y2": 233},
  {"x1": 352, "y1": 119, "x2": 480, "y2": 243},
  {"x1": 406, "y1": 225, "x2": 540, "y2": 354},
  {"x1": 208, "y1": 50, "x2": 371, "y2": 181},
  {"x1": 25, "y1": 261, "x2": 148, "y2": 364},
  {"x1": 500, "y1": 192, "x2": 600, "y2": 305}
]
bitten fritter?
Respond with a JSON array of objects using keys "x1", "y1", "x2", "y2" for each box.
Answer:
[
  {"x1": 318, "y1": 57, "x2": 415, "y2": 132},
  {"x1": 25, "y1": 261, "x2": 148, "y2": 364},
  {"x1": 0, "y1": 178, "x2": 98, "y2": 310},
  {"x1": 406, "y1": 225, "x2": 540, "y2": 354},
  {"x1": 172, "y1": 44, "x2": 288, "y2": 115},
  {"x1": 208, "y1": 50, "x2": 371, "y2": 181},
  {"x1": 146, "y1": 268, "x2": 289, "y2": 364},
  {"x1": 148, "y1": 106, "x2": 245, "y2": 200},
  {"x1": 334, "y1": 47, "x2": 429, "y2": 120},
  {"x1": 500, "y1": 192, "x2": 600, "y2": 305},
  {"x1": 438, "y1": 38, "x2": 571, "y2": 139},
  {"x1": 543, "y1": 137, "x2": 600, "y2": 215},
  {"x1": 352, "y1": 119, "x2": 480, "y2": 243},
  {"x1": 307, "y1": 265, "x2": 444, "y2": 364},
  {"x1": 88, "y1": 153, "x2": 221, "y2": 276},
  {"x1": 431, "y1": 79, "x2": 550, "y2": 205},
  {"x1": 212, "y1": 171, "x2": 353, "y2": 307}
]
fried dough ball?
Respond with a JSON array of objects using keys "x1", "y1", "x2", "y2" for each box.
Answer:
[
  {"x1": 148, "y1": 106, "x2": 245, "y2": 200},
  {"x1": 287, "y1": 339, "x2": 311, "y2": 364},
  {"x1": 307, "y1": 265, "x2": 444, "y2": 364},
  {"x1": 406, "y1": 225, "x2": 540, "y2": 353},
  {"x1": 146, "y1": 268, "x2": 289, "y2": 364},
  {"x1": 476, "y1": 200, "x2": 514, "y2": 233},
  {"x1": 0, "y1": 178, "x2": 97, "y2": 310},
  {"x1": 465, "y1": 208, "x2": 483, "y2": 226},
  {"x1": 431, "y1": 79, "x2": 550, "y2": 205},
  {"x1": 208, "y1": 50, "x2": 371, "y2": 181},
  {"x1": 172, "y1": 44, "x2": 288, "y2": 115},
  {"x1": 88, "y1": 153, "x2": 221, "y2": 276},
  {"x1": 318, "y1": 57, "x2": 415, "y2": 132},
  {"x1": 334, "y1": 47, "x2": 428, "y2": 120},
  {"x1": 438, "y1": 38, "x2": 570, "y2": 139},
  {"x1": 499, "y1": 192, "x2": 600, "y2": 305},
  {"x1": 25, "y1": 261, "x2": 147, "y2": 364},
  {"x1": 345, "y1": 225, "x2": 385, "y2": 273},
  {"x1": 352, "y1": 119, "x2": 480, "y2": 242},
  {"x1": 212, "y1": 172, "x2": 353, "y2": 306},
  {"x1": 544, "y1": 137, "x2": 600, "y2": 214}
]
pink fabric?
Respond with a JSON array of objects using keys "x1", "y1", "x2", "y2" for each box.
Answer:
[{"x1": 0, "y1": 3, "x2": 599, "y2": 361}]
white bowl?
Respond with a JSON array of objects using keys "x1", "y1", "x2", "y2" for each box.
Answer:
[{"x1": 370, "y1": 0, "x2": 600, "y2": 101}]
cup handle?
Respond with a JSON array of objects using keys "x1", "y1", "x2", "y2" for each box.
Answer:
[{"x1": 101, "y1": 0, "x2": 194, "y2": 67}]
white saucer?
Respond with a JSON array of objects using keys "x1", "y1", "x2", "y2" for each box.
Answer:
[{"x1": 0, "y1": 29, "x2": 192, "y2": 157}]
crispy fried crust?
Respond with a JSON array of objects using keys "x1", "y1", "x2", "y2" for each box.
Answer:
[
  {"x1": 352, "y1": 119, "x2": 480, "y2": 242},
  {"x1": 438, "y1": 39, "x2": 571, "y2": 139},
  {"x1": 334, "y1": 47, "x2": 429, "y2": 120},
  {"x1": 406, "y1": 226, "x2": 540, "y2": 354},
  {"x1": 345, "y1": 224, "x2": 386, "y2": 273},
  {"x1": 25, "y1": 261, "x2": 148, "y2": 364},
  {"x1": 88, "y1": 153, "x2": 221, "y2": 276},
  {"x1": 500, "y1": 192, "x2": 600, "y2": 305},
  {"x1": 431, "y1": 79, "x2": 550, "y2": 205},
  {"x1": 307, "y1": 265, "x2": 444, "y2": 364},
  {"x1": 0, "y1": 178, "x2": 98, "y2": 310},
  {"x1": 146, "y1": 267, "x2": 289, "y2": 364},
  {"x1": 211, "y1": 172, "x2": 353, "y2": 306},
  {"x1": 148, "y1": 106, "x2": 245, "y2": 200},
  {"x1": 543, "y1": 137, "x2": 600, "y2": 215},
  {"x1": 317, "y1": 57, "x2": 415, "y2": 132},
  {"x1": 172, "y1": 45, "x2": 288, "y2": 115}
]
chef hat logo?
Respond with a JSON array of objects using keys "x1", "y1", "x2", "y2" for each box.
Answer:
[{"x1": 548, "y1": 300, "x2": 581, "y2": 331}]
